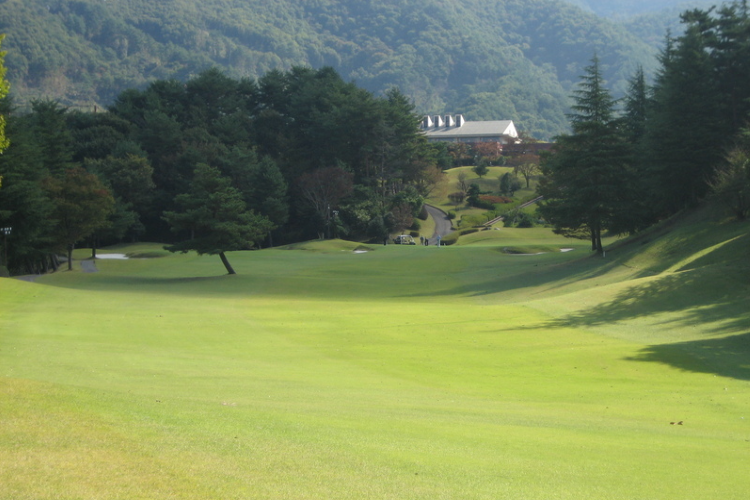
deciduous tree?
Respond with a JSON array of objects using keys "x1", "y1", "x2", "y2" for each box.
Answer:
[
  {"x1": 512, "y1": 153, "x2": 540, "y2": 188},
  {"x1": 710, "y1": 135, "x2": 750, "y2": 220},
  {"x1": 298, "y1": 165, "x2": 354, "y2": 239}
]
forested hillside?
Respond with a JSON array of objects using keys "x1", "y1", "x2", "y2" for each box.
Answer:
[
  {"x1": 0, "y1": 0, "x2": 661, "y2": 138},
  {"x1": 564, "y1": 0, "x2": 714, "y2": 17}
]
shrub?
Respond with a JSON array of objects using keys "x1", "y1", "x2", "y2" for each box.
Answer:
[
  {"x1": 479, "y1": 195, "x2": 512, "y2": 204},
  {"x1": 448, "y1": 191, "x2": 467, "y2": 206},
  {"x1": 410, "y1": 219, "x2": 421, "y2": 230},
  {"x1": 469, "y1": 198, "x2": 496, "y2": 210},
  {"x1": 460, "y1": 214, "x2": 486, "y2": 227},
  {"x1": 515, "y1": 212, "x2": 535, "y2": 228},
  {"x1": 440, "y1": 231, "x2": 460, "y2": 245},
  {"x1": 503, "y1": 210, "x2": 518, "y2": 227},
  {"x1": 447, "y1": 211, "x2": 457, "y2": 220}
]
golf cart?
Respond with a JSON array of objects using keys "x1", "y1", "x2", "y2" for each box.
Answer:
[{"x1": 393, "y1": 235, "x2": 416, "y2": 245}]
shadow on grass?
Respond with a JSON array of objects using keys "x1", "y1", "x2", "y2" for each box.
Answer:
[
  {"x1": 43, "y1": 273, "x2": 257, "y2": 297},
  {"x1": 548, "y1": 269, "x2": 750, "y2": 334},
  {"x1": 399, "y1": 248, "x2": 652, "y2": 300},
  {"x1": 540, "y1": 266, "x2": 750, "y2": 380},
  {"x1": 626, "y1": 333, "x2": 750, "y2": 381}
]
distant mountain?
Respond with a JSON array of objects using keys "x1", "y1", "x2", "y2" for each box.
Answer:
[
  {"x1": 0, "y1": 0, "x2": 675, "y2": 138},
  {"x1": 562, "y1": 0, "x2": 716, "y2": 18}
]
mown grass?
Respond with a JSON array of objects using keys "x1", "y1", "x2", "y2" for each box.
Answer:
[
  {"x1": 1, "y1": 209, "x2": 749, "y2": 499},
  {"x1": 431, "y1": 166, "x2": 539, "y2": 225}
]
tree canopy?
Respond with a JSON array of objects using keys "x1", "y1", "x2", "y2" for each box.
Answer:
[
  {"x1": 163, "y1": 163, "x2": 272, "y2": 274},
  {"x1": 0, "y1": 65, "x2": 442, "y2": 274},
  {"x1": 538, "y1": 1, "x2": 750, "y2": 253},
  {"x1": 0, "y1": 0, "x2": 664, "y2": 138}
]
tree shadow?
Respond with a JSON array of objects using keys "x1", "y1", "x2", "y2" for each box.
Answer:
[
  {"x1": 398, "y1": 248, "x2": 656, "y2": 300},
  {"x1": 626, "y1": 332, "x2": 750, "y2": 381},
  {"x1": 547, "y1": 269, "x2": 749, "y2": 333},
  {"x1": 541, "y1": 264, "x2": 750, "y2": 380}
]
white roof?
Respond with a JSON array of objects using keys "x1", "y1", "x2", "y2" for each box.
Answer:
[{"x1": 423, "y1": 119, "x2": 518, "y2": 140}]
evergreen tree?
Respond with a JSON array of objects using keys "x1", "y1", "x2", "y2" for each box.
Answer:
[
  {"x1": 499, "y1": 172, "x2": 521, "y2": 197},
  {"x1": 162, "y1": 163, "x2": 272, "y2": 275},
  {"x1": 28, "y1": 100, "x2": 74, "y2": 176},
  {"x1": 620, "y1": 65, "x2": 654, "y2": 230},
  {"x1": 706, "y1": 2, "x2": 750, "y2": 132},
  {"x1": 472, "y1": 160, "x2": 489, "y2": 179},
  {"x1": 538, "y1": 56, "x2": 632, "y2": 253},
  {"x1": 622, "y1": 66, "x2": 648, "y2": 145},
  {"x1": 44, "y1": 167, "x2": 115, "y2": 270},
  {"x1": 646, "y1": 13, "x2": 725, "y2": 213},
  {"x1": 0, "y1": 111, "x2": 55, "y2": 274},
  {"x1": 84, "y1": 154, "x2": 156, "y2": 249},
  {"x1": 250, "y1": 156, "x2": 288, "y2": 247},
  {"x1": 0, "y1": 34, "x2": 9, "y2": 155}
]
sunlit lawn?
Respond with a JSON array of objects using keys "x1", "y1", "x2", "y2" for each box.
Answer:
[
  {"x1": 1, "y1": 223, "x2": 749, "y2": 499},
  {"x1": 431, "y1": 166, "x2": 540, "y2": 229}
]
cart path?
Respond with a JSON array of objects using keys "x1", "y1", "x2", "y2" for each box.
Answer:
[
  {"x1": 81, "y1": 259, "x2": 98, "y2": 273},
  {"x1": 424, "y1": 204, "x2": 453, "y2": 245}
]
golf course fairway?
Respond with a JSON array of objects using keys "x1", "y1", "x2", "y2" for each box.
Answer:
[{"x1": 1, "y1": 213, "x2": 749, "y2": 499}]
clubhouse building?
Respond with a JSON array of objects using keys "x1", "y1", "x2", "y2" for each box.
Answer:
[{"x1": 420, "y1": 114, "x2": 519, "y2": 144}]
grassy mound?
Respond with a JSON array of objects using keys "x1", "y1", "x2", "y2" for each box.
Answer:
[
  {"x1": 278, "y1": 238, "x2": 377, "y2": 252},
  {"x1": 1, "y1": 204, "x2": 748, "y2": 499}
]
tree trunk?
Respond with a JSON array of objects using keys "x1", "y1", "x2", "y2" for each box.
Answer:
[
  {"x1": 219, "y1": 251, "x2": 236, "y2": 275},
  {"x1": 67, "y1": 244, "x2": 74, "y2": 271}
]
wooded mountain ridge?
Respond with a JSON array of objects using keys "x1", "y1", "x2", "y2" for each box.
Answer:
[
  {"x1": 563, "y1": 0, "x2": 714, "y2": 17},
  {"x1": 0, "y1": 0, "x2": 708, "y2": 138}
]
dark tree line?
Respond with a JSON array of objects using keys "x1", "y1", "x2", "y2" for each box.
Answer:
[
  {"x1": 0, "y1": 66, "x2": 442, "y2": 275},
  {"x1": 539, "y1": 1, "x2": 750, "y2": 252}
]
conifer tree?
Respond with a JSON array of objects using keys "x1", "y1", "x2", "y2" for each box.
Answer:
[
  {"x1": 0, "y1": 35, "x2": 9, "y2": 155},
  {"x1": 646, "y1": 20, "x2": 723, "y2": 213},
  {"x1": 44, "y1": 167, "x2": 115, "y2": 271},
  {"x1": 538, "y1": 55, "x2": 632, "y2": 253},
  {"x1": 162, "y1": 164, "x2": 272, "y2": 275},
  {"x1": 622, "y1": 66, "x2": 648, "y2": 145}
]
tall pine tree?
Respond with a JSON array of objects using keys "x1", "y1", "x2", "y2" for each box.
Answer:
[
  {"x1": 646, "y1": 15, "x2": 724, "y2": 213},
  {"x1": 538, "y1": 56, "x2": 632, "y2": 253}
]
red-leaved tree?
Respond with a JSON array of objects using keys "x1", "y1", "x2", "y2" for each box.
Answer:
[{"x1": 298, "y1": 166, "x2": 354, "y2": 239}]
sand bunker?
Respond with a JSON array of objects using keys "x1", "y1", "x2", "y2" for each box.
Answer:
[{"x1": 96, "y1": 253, "x2": 129, "y2": 259}]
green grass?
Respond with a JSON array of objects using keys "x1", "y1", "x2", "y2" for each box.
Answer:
[
  {"x1": 1, "y1": 206, "x2": 749, "y2": 499},
  {"x1": 431, "y1": 166, "x2": 540, "y2": 229}
]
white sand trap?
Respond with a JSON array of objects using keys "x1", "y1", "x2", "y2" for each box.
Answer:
[
  {"x1": 560, "y1": 248, "x2": 575, "y2": 252},
  {"x1": 96, "y1": 253, "x2": 129, "y2": 259},
  {"x1": 353, "y1": 250, "x2": 368, "y2": 254}
]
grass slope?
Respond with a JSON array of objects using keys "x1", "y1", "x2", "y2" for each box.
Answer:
[
  {"x1": 431, "y1": 166, "x2": 539, "y2": 229},
  {"x1": 1, "y1": 206, "x2": 749, "y2": 499}
]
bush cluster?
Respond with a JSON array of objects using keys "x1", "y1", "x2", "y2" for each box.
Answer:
[{"x1": 479, "y1": 195, "x2": 512, "y2": 204}]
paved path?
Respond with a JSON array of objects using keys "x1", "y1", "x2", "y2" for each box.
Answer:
[
  {"x1": 80, "y1": 259, "x2": 98, "y2": 273},
  {"x1": 424, "y1": 204, "x2": 453, "y2": 245}
]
